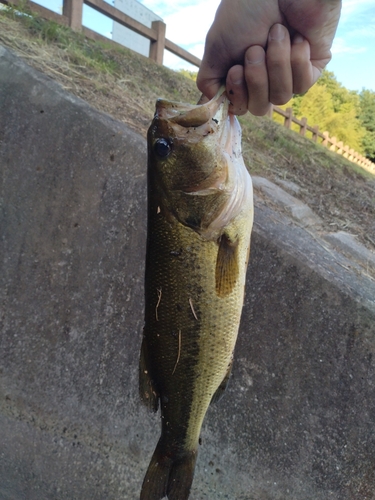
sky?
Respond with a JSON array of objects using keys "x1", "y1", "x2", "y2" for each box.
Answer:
[{"x1": 33, "y1": 0, "x2": 375, "y2": 92}]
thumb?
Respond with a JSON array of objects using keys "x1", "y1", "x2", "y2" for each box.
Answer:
[{"x1": 196, "y1": 71, "x2": 223, "y2": 100}]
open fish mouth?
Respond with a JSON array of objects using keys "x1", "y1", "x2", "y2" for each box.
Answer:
[
  {"x1": 154, "y1": 87, "x2": 233, "y2": 152},
  {"x1": 155, "y1": 86, "x2": 227, "y2": 125},
  {"x1": 153, "y1": 87, "x2": 244, "y2": 189}
]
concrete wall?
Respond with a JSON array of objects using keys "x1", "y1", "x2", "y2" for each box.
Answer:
[{"x1": 1, "y1": 45, "x2": 375, "y2": 500}]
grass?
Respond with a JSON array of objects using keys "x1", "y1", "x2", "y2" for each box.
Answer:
[{"x1": 2, "y1": 3, "x2": 124, "y2": 75}]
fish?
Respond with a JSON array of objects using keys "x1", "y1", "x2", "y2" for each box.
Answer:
[{"x1": 139, "y1": 88, "x2": 254, "y2": 500}]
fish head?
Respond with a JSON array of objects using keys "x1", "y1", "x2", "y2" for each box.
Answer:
[{"x1": 147, "y1": 89, "x2": 252, "y2": 239}]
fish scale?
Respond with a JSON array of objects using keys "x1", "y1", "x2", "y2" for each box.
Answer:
[
  {"x1": 139, "y1": 89, "x2": 254, "y2": 500},
  {"x1": 145, "y1": 212, "x2": 245, "y2": 446}
]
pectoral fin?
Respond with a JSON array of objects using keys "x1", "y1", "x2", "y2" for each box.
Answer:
[
  {"x1": 139, "y1": 336, "x2": 159, "y2": 412},
  {"x1": 215, "y1": 233, "x2": 239, "y2": 297}
]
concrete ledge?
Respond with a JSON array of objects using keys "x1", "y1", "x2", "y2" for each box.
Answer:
[
  {"x1": 253, "y1": 176, "x2": 323, "y2": 228},
  {"x1": 323, "y1": 231, "x2": 375, "y2": 273}
]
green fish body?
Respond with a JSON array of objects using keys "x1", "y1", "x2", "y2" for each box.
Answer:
[{"x1": 140, "y1": 90, "x2": 254, "y2": 500}]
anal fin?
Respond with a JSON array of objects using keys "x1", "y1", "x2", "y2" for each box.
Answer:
[
  {"x1": 139, "y1": 336, "x2": 159, "y2": 412},
  {"x1": 210, "y1": 360, "x2": 233, "y2": 404}
]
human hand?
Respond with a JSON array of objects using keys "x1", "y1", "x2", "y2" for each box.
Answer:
[{"x1": 196, "y1": 0, "x2": 342, "y2": 116}]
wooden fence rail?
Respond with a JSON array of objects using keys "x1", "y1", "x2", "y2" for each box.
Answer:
[
  {"x1": 1, "y1": 0, "x2": 374, "y2": 174},
  {"x1": 270, "y1": 106, "x2": 375, "y2": 173},
  {"x1": 1, "y1": 0, "x2": 201, "y2": 66}
]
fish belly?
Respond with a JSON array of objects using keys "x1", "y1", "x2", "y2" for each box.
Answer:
[{"x1": 143, "y1": 210, "x2": 249, "y2": 450}]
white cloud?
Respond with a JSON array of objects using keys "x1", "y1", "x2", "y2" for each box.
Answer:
[
  {"x1": 331, "y1": 37, "x2": 367, "y2": 55},
  {"x1": 139, "y1": 0, "x2": 202, "y2": 18},
  {"x1": 138, "y1": 0, "x2": 219, "y2": 43},
  {"x1": 163, "y1": 52, "x2": 197, "y2": 72},
  {"x1": 336, "y1": 0, "x2": 375, "y2": 43},
  {"x1": 164, "y1": 42, "x2": 205, "y2": 71},
  {"x1": 165, "y1": 3, "x2": 218, "y2": 44},
  {"x1": 339, "y1": 0, "x2": 375, "y2": 21},
  {"x1": 348, "y1": 23, "x2": 375, "y2": 39},
  {"x1": 188, "y1": 42, "x2": 206, "y2": 59}
]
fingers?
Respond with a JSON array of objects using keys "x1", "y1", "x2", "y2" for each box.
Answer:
[
  {"x1": 243, "y1": 45, "x2": 269, "y2": 116},
  {"x1": 240, "y1": 23, "x2": 294, "y2": 115},
  {"x1": 290, "y1": 34, "x2": 314, "y2": 94},
  {"x1": 228, "y1": 25, "x2": 318, "y2": 115},
  {"x1": 198, "y1": 23, "x2": 319, "y2": 117},
  {"x1": 226, "y1": 65, "x2": 248, "y2": 116},
  {"x1": 196, "y1": 74, "x2": 221, "y2": 103},
  {"x1": 266, "y1": 24, "x2": 293, "y2": 105}
]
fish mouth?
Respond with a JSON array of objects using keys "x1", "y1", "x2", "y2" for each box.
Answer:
[
  {"x1": 154, "y1": 87, "x2": 229, "y2": 135},
  {"x1": 154, "y1": 88, "x2": 243, "y2": 198}
]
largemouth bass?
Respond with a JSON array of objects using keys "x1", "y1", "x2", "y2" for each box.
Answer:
[{"x1": 139, "y1": 88, "x2": 254, "y2": 500}]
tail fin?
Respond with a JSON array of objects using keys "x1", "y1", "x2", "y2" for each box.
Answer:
[{"x1": 140, "y1": 441, "x2": 198, "y2": 500}]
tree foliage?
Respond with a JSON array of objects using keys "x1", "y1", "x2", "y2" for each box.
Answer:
[
  {"x1": 282, "y1": 70, "x2": 374, "y2": 159},
  {"x1": 178, "y1": 69, "x2": 197, "y2": 81},
  {"x1": 358, "y1": 89, "x2": 375, "y2": 162}
]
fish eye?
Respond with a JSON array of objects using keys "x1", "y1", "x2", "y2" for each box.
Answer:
[{"x1": 154, "y1": 138, "x2": 172, "y2": 158}]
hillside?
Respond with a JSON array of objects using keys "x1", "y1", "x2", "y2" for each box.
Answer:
[{"x1": 1, "y1": 6, "x2": 374, "y2": 253}]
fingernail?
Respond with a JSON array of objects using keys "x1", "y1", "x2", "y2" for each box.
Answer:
[
  {"x1": 246, "y1": 46, "x2": 265, "y2": 65},
  {"x1": 293, "y1": 34, "x2": 304, "y2": 44},
  {"x1": 246, "y1": 56, "x2": 264, "y2": 65},
  {"x1": 230, "y1": 75, "x2": 243, "y2": 85},
  {"x1": 269, "y1": 23, "x2": 285, "y2": 41}
]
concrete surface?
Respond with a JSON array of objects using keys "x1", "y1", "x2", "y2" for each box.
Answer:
[
  {"x1": 323, "y1": 231, "x2": 375, "y2": 273},
  {"x1": 1, "y1": 45, "x2": 375, "y2": 500},
  {"x1": 252, "y1": 176, "x2": 323, "y2": 228}
]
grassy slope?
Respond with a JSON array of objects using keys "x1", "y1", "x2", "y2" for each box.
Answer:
[{"x1": 0, "y1": 6, "x2": 374, "y2": 251}]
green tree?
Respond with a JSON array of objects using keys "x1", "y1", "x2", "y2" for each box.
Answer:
[
  {"x1": 179, "y1": 69, "x2": 197, "y2": 81},
  {"x1": 318, "y1": 70, "x2": 360, "y2": 113},
  {"x1": 279, "y1": 70, "x2": 367, "y2": 154},
  {"x1": 358, "y1": 89, "x2": 375, "y2": 162},
  {"x1": 295, "y1": 83, "x2": 334, "y2": 128},
  {"x1": 300, "y1": 82, "x2": 365, "y2": 151}
]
